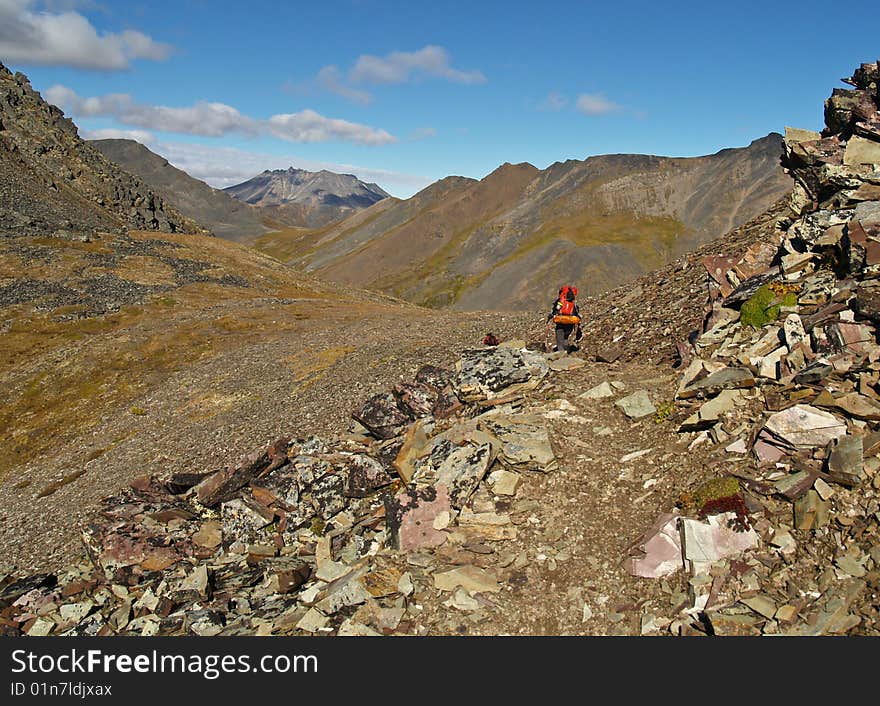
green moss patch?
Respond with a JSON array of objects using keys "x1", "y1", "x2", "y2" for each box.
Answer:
[{"x1": 741, "y1": 284, "x2": 783, "y2": 328}]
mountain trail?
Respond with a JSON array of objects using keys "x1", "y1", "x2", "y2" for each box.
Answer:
[{"x1": 411, "y1": 359, "x2": 693, "y2": 635}]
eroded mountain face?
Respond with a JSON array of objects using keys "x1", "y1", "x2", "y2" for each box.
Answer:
[
  {"x1": 224, "y1": 167, "x2": 391, "y2": 229},
  {"x1": 271, "y1": 135, "x2": 791, "y2": 311},
  {"x1": 0, "y1": 63, "x2": 202, "y2": 237}
]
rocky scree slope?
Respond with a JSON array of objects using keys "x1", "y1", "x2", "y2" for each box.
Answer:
[
  {"x1": 579, "y1": 60, "x2": 880, "y2": 635},
  {"x1": 0, "y1": 63, "x2": 202, "y2": 237},
  {"x1": 0, "y1": 221, "x2": 534, "y2": 572},
  {"x1": 90, "y1": 139, "x2": 273, "y2": 243},
  {"x1": 271, "y1": 135, "x2": 790, "y2": 310}
]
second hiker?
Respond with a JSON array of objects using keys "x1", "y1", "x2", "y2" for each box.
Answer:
[{"x1": 547, "y1": 285, "x2": 582, "y2": 353}]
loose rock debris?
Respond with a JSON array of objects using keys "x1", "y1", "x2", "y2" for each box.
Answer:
[
  {"x1": 0, "y1": 344, "x2": 558, "y2": 636},
  {"x1": 626, "y1": 62, "x2": 880, "y2": 636}
]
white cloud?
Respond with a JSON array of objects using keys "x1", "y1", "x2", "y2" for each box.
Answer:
[
  {"x1": 127, "y1": 102, "x2": 258, "y2": 137},
  {"x1": 0, "y1": 0, "x2": 172, "y2": 70},
  {"x1": 575, "y1": 93, "x2": 620, "y2": 116},
  {"x1": 350, "y1": 45, "x2": 486, "y2": 85},
  {"x1": 45, "y1": 85, "x2": 257, "y2": 137},
  {"x1": 307, "y1": 45, "x2": 486, "y2": 103},
  {"x1": 149, "y1": 141, "x2": 432, "y2": 198},
  {"x1": 268, "y1": 110, "x2": 395, "y2": 145},
  {"x1": 538, "y1": 91, "x2": 568, "y2": 112},
  {"x1": 46, "y1": 84, "x2": 397, "y2": 145}
]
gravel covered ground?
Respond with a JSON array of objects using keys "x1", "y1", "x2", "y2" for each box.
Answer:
[{"x1": 0, "y1": 229, "x2": 536, "y2": 572}]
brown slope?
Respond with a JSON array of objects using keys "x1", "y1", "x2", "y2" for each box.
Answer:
[
  {"x1": 320, "y1": 163, "x2": 540, "y2": 298},
  {"x1": 0, "y1": 64, "x2": 202, "y2": 236},
  {"x1": 452, "y1": 134, "x2": 791, "y2": 311},
  {"x1": 276, "y1": 135, "x2": 790, "y2": 311},
  {"x1": 283, "y1": 163, "x2": 539, "y2": 306}
]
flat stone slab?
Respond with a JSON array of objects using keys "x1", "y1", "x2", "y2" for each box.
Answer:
[
  {"x1": 594, "y1": 346, "x2": 622, "y2": 363},
  {"x1": 679, "y1": 389, "x2": 743, "y2": 431},
  {"x1": 384, "y1": 485, "x2": 452, "y2": 551},
  {"x1": 433, "y1": 565, "x2": 500, "y2": 594},
  {"x1": 488, "y1": 469, "x2": 521, "y2": 496},
  {"x1": 476, "y1": 414, "x2": 557, "y2": 472},
  {"x1": 680, "y1": 367, "x2": 756, "y2": 398},
  {"x1": 762, "y1": 404, "x2": 847, "y2": 449},
  {"x1": 833, "y1": 393, "x2": 880, "y2": 421},
  {"x1": 625, "y1": 513, "x2": 682, "y2": 579},
  {"x1": 794, "y1": 489, "x2": 830, "y2": 530},
  {"x1": 828, "y1": 434, "x2": 864, "y2": 482},
  {"x1": 854, "y1": 200, "x2": 880, "y2": 226},
  {"x1": 615, "y1": 390, "x2": 656, "y2": 419},
  {"x1": 742, "y1": 595, "x2": 778, "y2": 619},
  {"x1": 681, "y1": 513, "x2": 759, "y2": 569},
  {"x1": 548, "y1": 356, "x2": 586, "y2": 372},
  {"x1": 844, "y1": 135, "x2": 880, "y2": 168}
]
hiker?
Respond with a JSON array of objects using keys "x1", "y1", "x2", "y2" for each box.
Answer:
[
  {"x1": 547, "y1": 285, "x2": 582, "y2": 353},
  {"x1": 482, "y1": 332, "x2": 500, "y2": 346}
]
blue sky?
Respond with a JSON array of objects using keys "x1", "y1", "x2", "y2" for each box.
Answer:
[{"x1": 1, "y1": 0, "x2": 878, "y2": 196}]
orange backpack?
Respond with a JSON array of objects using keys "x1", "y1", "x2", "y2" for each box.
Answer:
[{"x1": 553, "y1": 285, "x2": 580, "y2": 325}]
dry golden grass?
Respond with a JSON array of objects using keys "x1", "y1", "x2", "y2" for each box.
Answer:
[
  {"x1": 284, "y1": 345, "x2": 357, "y2": 393},
  {"x1": 0, "y1": 229, "x2": 384, "y2": 481}
]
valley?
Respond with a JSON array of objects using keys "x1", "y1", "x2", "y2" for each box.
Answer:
[{"x1": 1, "y1": 54, "x2": 880, "y2": 640}]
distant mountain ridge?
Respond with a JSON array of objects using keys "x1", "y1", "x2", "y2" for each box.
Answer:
[
  {"x1": 224, "y1": 167, "x2": 390, "y2": 229},
  {"x1": 262, "y1": 133, "x2": 792, "y2": 310}
]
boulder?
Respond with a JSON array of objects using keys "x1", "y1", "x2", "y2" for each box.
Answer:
[
  {"x1": 412, "y1": 439, "x2": 495, "y2": 508},
  {"x1": 476, "y1": 413, "x2": 557, "y2": 472},
  {"x1": 393, "y1": 383, "x2": 437, "y2": 418},
  {"x1": 195, "y1": 448, "x2": 271, "y2": 507},
  {"x1": 614, "y1": 390, "x2": 657, "y2": 419},
  {"x1": 352, "y1": 392, "x2": 410, "y2": 440},
  {"x1": 414, "y1": 364, "x2": 455, "y2": 391},
  {"x1": 456, "y1": 347, "x2": 548, "y2": 401},
  {"x1": 342, "y1": 454, "x2": 394, "y2": 498}
]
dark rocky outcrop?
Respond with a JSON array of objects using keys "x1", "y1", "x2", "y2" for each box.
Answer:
[
  {"x1": 0, "y1": 63, "x2": 203, "y2": 237},
  {"x1": 90, "y1": 138, "x2": 272, "y2": 242}
]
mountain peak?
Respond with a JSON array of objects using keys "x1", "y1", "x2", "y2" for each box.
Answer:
[{"x1": 223, "y1": 165, "x2": 390, "y2": 224}]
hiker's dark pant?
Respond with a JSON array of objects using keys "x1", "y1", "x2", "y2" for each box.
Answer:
[{"x1": 555, "y1": 324, "x2": 575, "y2": 352}]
